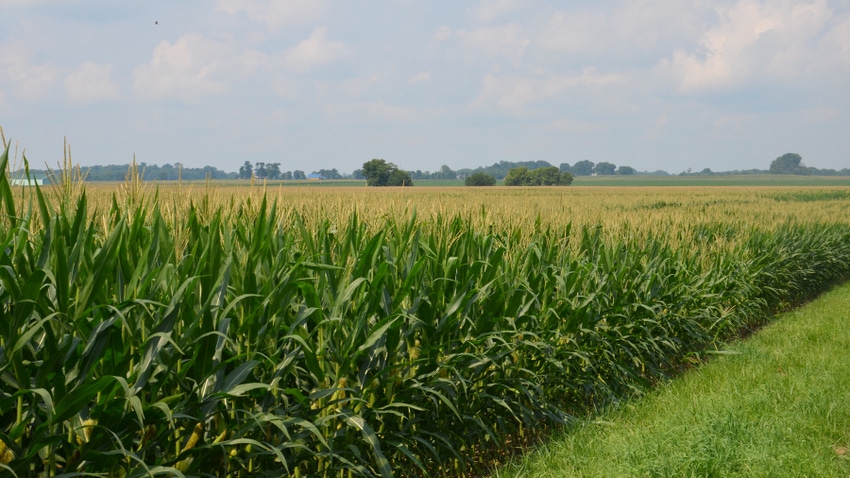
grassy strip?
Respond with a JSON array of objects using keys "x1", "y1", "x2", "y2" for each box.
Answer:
[{"x1": 494, "y1": 281, "x2": 850, "y2": 478}]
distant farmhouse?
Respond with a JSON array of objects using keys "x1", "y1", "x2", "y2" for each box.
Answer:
[
  {"x1": 10, "y1": 176, "x2": 48, "y2": 187},
  {"x1": 306, "y1": 173, "x2": 324, "y2": 180}
]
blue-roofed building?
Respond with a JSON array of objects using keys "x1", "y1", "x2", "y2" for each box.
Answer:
[{"x1": 306, "y1": 173, "x2": 324, "y2": 180}]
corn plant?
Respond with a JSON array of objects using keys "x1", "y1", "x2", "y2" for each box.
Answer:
[{"x1": 2, "y1": 143, "x2": 850, "y2": 477}]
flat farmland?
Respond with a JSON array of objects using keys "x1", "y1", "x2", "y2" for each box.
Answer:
[{"x1": 3, "y1": 158, "x2": 850, "y2": 477}]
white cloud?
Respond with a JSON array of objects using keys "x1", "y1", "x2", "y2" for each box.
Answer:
[
  {"x1": 408, "y1": 71, "x2": 430, "y2": 85},
  {"x1": 434, "y1": 26, "x2": 452, "y2": 41},
  {"x1": 665, "y1": 0, "x2": 835, "y2": 92},
  {"x1": 472, "y1": 0, "x2": 530, "y2": 23},
  {"x1": 283, "y1": 27, "x2": 347, "y2": 73},
  {"x1": 325, "y1": 101, "x2": 423, "y2": 122},
  {"x1": 215, "y1": 0, "x2": 325, "y2": 30},
  {"x1": 0, "y1": 46, "x2": 57, "y2": 100},
  {"x1": 473, "y1": 68, "x2": 626, "y2": 111},
  {"x1": 455, "y1": 24, "x2": 530, "y2": 64},
  {"x1": 64, "y1": 61, "x2": 120, "y2": 103},
  {"x1": 133, "y1": 33, "x2": 266, "y2": 101},
  {"x1": 817, "y1": 12, "x2": 850, "y2": 70},
  {"x1": 537, "y1": 2, "x2": 703, "y2": 56}
]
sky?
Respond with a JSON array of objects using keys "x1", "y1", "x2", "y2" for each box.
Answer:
[{"x1": 1, "y1": 0, "x2": 849, "y2": 175}]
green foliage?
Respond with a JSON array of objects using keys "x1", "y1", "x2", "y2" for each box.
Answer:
[
  {"x1": 504, "y1": 166, "x2": 531, "y2": 186},
  {"x1": 362, "y1": 159, "x2": 413, "y2": 186},
  {"x1": 456, "y1": 160, "x2": 556, "y2": 180},
  {"x1": 770, "y1": 153, "x2": 810, "y2": 175},
  {"x1": 498, "y1": 282, "x2": 850, "y2": 477},
  {"x1": 593, "y1": 162, "x2": 616, "y2": 175},
  {"x1": 387, "y1": 168, "x2": 413, "y2": 186},
  {"x1": 572, "y1": 160, "x2": 595, "y2": 176},
  {"x1": 239, "y1": 161, "x2": 252, "y2": 179},
  {"x1": 2, "y1": 143, "x2": 850, "y2": 476},
  {"x1": 464, "y1": 172, "x2": 497, "y2": 186},
  {"x1": 504, "y1": 166, "x2": 573, "y2": 186}
]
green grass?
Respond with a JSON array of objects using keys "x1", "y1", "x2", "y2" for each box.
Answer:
[{"x1": 494, "y1": 281, "x2": 850, "y2": 478}]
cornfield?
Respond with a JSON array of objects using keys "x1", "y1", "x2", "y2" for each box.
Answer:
[{"x1": 2, "y1": 144, "x2": 850, "y2": 477}]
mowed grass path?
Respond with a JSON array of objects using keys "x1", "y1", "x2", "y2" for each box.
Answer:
[{"x1": 495, "y1": 281, "x2": 850, "y2": 478}]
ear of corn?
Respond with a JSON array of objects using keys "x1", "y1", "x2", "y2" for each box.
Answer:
[{"x1": 2, "y1": 143, "x2": 850, "y2": 476}]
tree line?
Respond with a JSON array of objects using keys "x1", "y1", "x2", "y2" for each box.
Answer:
[
  {"x1": 20, "y1": 153, "x2": 847, "y2": 185},
  {"x1": 768, "y1": 153, "x2": 850, "y2": 176},
  {"x1": 238, "y1": 161, "x2": 345, "y2": 180}
]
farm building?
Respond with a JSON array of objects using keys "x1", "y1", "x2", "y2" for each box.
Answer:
[
  {"x1": 307, "y1": 173, "x2": 324, "y2": 180},
  {"x1": 10, "y1": 177, "x2": 48, "y2": 186}
]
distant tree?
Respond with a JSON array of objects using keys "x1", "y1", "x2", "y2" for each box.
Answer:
[
  {"x1": 316, "y1": 168, "x2": 342, "y2": 180},
  {"x1": 254, "y1": 162, "x2": 267, "y2": 179},
  {"x1": 282, "y1": 171, "x2": 293, "y2": 180},
  {"x1": 572, "y1": 160, "x2": 595, "y2": 176},
  {"x1": 769, "y1": 153, "x2": 810, "y2": 175},
  {"x1": 362, "y1": 159, "x2": 393, "y2": 186},
  {"x1": 362, "y1": 159, "x2": 413, "y2": 186},
  {"x1": 465, "y1": 172, "x2": 496, "y2": 186},
  {"x1": 699, "y1": 168, "x2": 714, "y2": 175},
  {"x1": 388, "y1": 169, "x2": 413, "y2": 186},
  {"x1": 559, "y1": 163, "x2": 572, "y2": 173},
  {"x1": 293, "y1": 170, "x2": 306, "y2": 180},
  {"x1": 504, "y1": 167, "x2": 532, "y2": 186},
  {"x1": 436, "y1": 164, "x2": 456, "y2": 180},
  {"x1": 533, "y1": 166, "x2": 562, "y2": 185},
  {"x1": 352, "y1": 169, "x2": 364, "y2": 180},
  {"x1": 594, "y1": 162, "x2": 617, "y2": 175},
  {"x1": 504, "y1": 166, "x2": 573, "y2": 186},
  {"x1": 239, "y1": 161, "x2": 253, "y2": 179},
  {"x1": 616, "y1": 166, "x2": 636, "y2": 175},
  {"x1": 266, "y1": 162, "x2": 281, "y2": 180}
]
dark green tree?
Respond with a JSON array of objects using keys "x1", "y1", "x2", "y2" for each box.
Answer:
[
  {"x1": 504, "y1": 166, "x2": 573, "y2": 186},
  {"x1": 388, "y1": 169, "x2": 414, "y2": 186},
  {"x1": 239, "y1": 161, "x2": 253, "y2": 179},
  {"x1": 504, "y1": 167, "x2": 532, "y2": 186},
  {"x1": 533, "y1": 166, "x2": 562, "y2": 185},
  {"x1": 769, "y1": 153, "x2": 809, "y2": 175},
  {"x1": 436, "y1": 164, "x2": 457, "y2": 180},
  {"x1": 572, "y1": 160, "x2": 595, "y2": 176},
  {"x1": 293, "y1": 170, "x2": 306, "y2": 180},
  {"x1": 616, "y1": 166, "x2": 636, "y2": 175},
  {"x1": 593, "y1": 162, "x2": 617, "y2": 175},
  {"x1": 255, "y1": 162, "x2": 267, "y2": 179},
  {"x1": 315, "y1": 168, "x2": 342, "y2": 180},
  {"x1": 362, "y1": 159, "x2": 393, "y2": 186},
  {"x1": 266, "y1": 162, "x2": 281, "y2": 180},
  {"x1": 362, "y1": 159, "x2": 413, "y2": 186},
  {"x1": 465, "y1": 172, "x2": 496, "y2": 186}
]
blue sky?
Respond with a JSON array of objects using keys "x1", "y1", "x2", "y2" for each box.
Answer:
[{"x1": 1, "y1": 0, "x2": 849, "y2": 174}]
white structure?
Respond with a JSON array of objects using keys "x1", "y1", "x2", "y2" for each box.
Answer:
[{"x1": 10, "y1": 178, "x2": 47, "y2": 186}]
